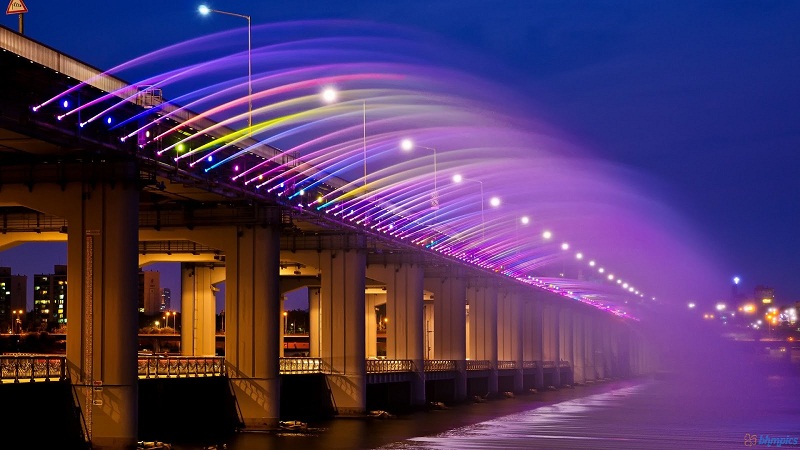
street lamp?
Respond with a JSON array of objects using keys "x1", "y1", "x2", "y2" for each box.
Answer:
[
  {"x1": 401, "y1": 139, "x2": 439, "y2": 210},
  {"x1": 199, "y1": 5, "x2": 252, "y2": 133},
  {"x1": 12, "y1": 310, "x2": 23, "y2": 334},
  {"x1": 322, "y1": 88, "x2": 368, "y2": 193},
  {"x1": 453, "y1": 174, "x2": 500, "y2": 240}
]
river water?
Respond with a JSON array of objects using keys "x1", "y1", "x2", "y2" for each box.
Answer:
[{"x1": 171, "y1": 355, "x2": 798, "y2": 450}]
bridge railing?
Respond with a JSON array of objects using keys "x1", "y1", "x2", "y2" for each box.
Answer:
[
  {"x1": 0, "y1": 355, "x2": 66, "y2": 383},
  {"x1": 279, "y1": 357, "x2": 326, "y2": 374},
  {"x1": 559, "y1": 360, "x2": 571, "y2": 368},
  {"x1": 423, "y1": 359, "x2": 457, "y2": 372},
  {"x1": 466, "y1": 360, "x2": 491, "y2": 371},
  {"x1": 496, "y1": 360, "x2": 517, "y2": 370},
  {"x1": 366, "y1": 359, "x2": 413, "y2": 373},
  {"x1": 137, "y1": 356, "x2": 225, "y2": 379},
  {"x1": 523, "y1": 361, "x2": 539, "y2": 369},
  {"x1": 542, "y1": 360, "x2": 557, "y2": 368}
]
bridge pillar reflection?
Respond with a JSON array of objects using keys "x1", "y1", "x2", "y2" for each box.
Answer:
[
  {"x1": 0, "y1": 169, "x2": 141, "y2": 449},
  {"x1": 180, "y1": 263, "x2": 223, "y2": 356},
  {"x1": 498, "y1": 289, "x2": 523, "y2": 392},
  {"x1": 467, "y1": 282, "x2": 499, "y2": 396},
  {"x1": 367, "y1": 261, "x2": 425, "y2": 406},
  {"x1": 425, "y1": 268, "x2": 467, "y2": 401}
]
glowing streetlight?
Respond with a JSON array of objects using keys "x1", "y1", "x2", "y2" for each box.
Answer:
[
  {"x1": 401, "y1": 139, "x2": 439, "y2": 210},
  {"x1": 199, "y1": 5, "x2": 252, "y2": 133},
  {"x1": 520, "y1": 216, "x2": 530, "y2": 225},
  {"x1": 542, "y1": 230, "x2": 552, "y2": 240},
  {"x1": 322, "y1": 88, "x2": 368, "y2": 192},
  {"x1": 452, "y1": 174, "x2": 498, "y2": 240},
  {"x1": 560, "y1": 242, "x2": 569, "y2": 251}
]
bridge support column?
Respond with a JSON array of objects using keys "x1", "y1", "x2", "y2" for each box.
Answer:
[
  {"x1": 572, "y1": 312, "x2": 586, "y2": 384},
  {"x1": 498, "y1": 289, "x2": 523, "y2": 392},
  {"x1": 365, "y1": 293, "x2": 382, "y2": 358},
  {"x1": 0, "y1": 170, "x2": 140, "y2": 449},
  {"x1": 467, "y1": 283, "x2": 498, "y2": 396},
  {"x1": 309, "y1": 287, "x2": 321, "y2": 357},
  {"x1": 318, "y1": 249, "x2": 367, "y2": 415},
  {"x1": 543, "y1": 304, "x2": 561, "y2": 387},
  {"x1": 367, "y1": 262, "x2": 425, "y2": 407},
  {"x1": 559, "y1": 308, "x2": 574, "y2": 385},
  {"x1": 525, "y1": 299, "x2": 544, "y2": 389},
  {"x1": 180, "y1": 264, "x2": 223, "y2": 356},
  {"x1": 225, "y1": 226, "x2": 282, "y2": 429},
  {"x1": 425, "y1": 269, "x2": 467, "y2": 402}
]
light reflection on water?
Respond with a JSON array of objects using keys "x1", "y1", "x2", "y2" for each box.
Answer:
[{"x1": 184, "y1": 365, "x2": 799, "y2": 450}]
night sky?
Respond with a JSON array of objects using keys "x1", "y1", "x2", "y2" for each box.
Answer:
[{"x1": 2, "y1": 1, "x2": 799, "y2": 309}]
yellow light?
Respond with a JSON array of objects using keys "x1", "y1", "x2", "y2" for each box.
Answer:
[
  {"x1": 762, "y1": 298, "x2": 772, "y2": 304},
  {"x1": 743, "y1": 304, "x2": 756, "y2": 313}
]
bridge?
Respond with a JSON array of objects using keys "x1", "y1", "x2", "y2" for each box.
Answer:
[{"x1": 0, "y1": 26, "x2": 655, "y2": 448}]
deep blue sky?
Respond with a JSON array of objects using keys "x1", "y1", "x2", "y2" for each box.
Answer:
[{"x1": 2, "y1": 1, "x2": 799, "y2": 306}]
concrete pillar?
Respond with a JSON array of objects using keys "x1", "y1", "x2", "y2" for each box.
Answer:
[
  {"x1": 318, "y1": 249, "x2": 367, "y2": 415},
  {"x1": 367, "y1": 263, "x2": 425, "y2": 406},
  {"x1": 365, "y1": 294, "x2": 382, "y2": 358},
  {"x1": 467, "y1": 283, "x2": 498, "y2": 396},
  {"x1": 423, "y1": 298, "x2": 434, "y2": 360},
  {"x1": 572, "y1": 312, "x2": 586, "y2": 384},
  {"x1": 584, "y1": 315, "x2": 596, "y2": 381},
  {"x1": 525, "y1": 299, "x2": 545, "y2": 388},
  {"x1": 424, "y1": 270, "x2": 467, "y2": 401},
  {"x1": 309, "y1": 287, "x2": 320, "y2": 357},
  {"x1": 0, "y1": 175, "x2": 141, "y2": 449},
  {"x1": 542, "y1": 304, "x2": 560, "y2": 387},
  {"x1": 225, "y1": 225, "x2": 282, "y2": 429},
  {"x1": 498, "y1": 290, "x2": 523, "y2": 392},
  {"x1": 180, "y1": 264, "x2": 223, "y2": 356},
  {"x1": 559, "y1": 308, "x2": 573, "y2": 385}
]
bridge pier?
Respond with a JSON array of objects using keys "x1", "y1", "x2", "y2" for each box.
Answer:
[
  {"x1": 467, "y1": 283, "x2": 498, "y2": 396},
  {"x1": 294, "y1": 247, "x2": 367, "y2": 415},
  {"x1": 498, "y1": 289, "x2": 524, "y2": 392},
  {"x1": 543, "y1": 304, "x2": 561, "y2": 387},
  {"x1": 523, "y1": 298, "x2": 544, "y2": 389},
  {"x1": 180, "y1": 263, "x2": 223, "y2": 356},
  {"x1": 572, "y1": 312, "x2": 586, "y2": 384},
  {"x1": 425, "y1": 268, "x2": 467, "y2": 402},
  {"x1": 367, "y1": 261, "x2": 425, "y2": 407},
  {"x1": 560, "y1": 308, "x2": 574, "y2": 385},
  {"x1": 0, "y1": 171, "x2": 141, "y2": 449}
]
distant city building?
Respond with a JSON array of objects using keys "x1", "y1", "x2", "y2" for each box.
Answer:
[
  {"x1": 0, "y1": 267, "x2": 27, "y2": 333},
  {"x1": 160, "y1": 288, "x2": 171, "y2": 312},
  {"x1": 754, "y1": 285, "x2": 775, "y2": 305},
  {"x1": 138, "y1": 271, "x2": 161, "y2": 315},
  {"x1": 33, "y1": 265, "x2": 67, "y2": 331}
]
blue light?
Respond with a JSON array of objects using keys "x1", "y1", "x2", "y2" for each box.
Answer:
[
  {"x1": 106, "y1": 117, "x2": 112, "y2": 125},
  {"x1": 207, "y1": 155, "x2": 213, "y2": 162},
  {"x1": 62, "y1": 99, "x2": 69, "y2": 109}
]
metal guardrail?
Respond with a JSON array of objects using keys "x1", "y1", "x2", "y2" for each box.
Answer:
[
  {"x1": 496, "y1": 360, "x2": 517, "y2": 370},
  {"x1": 466, "y1": 360, "x2": 491, "y2": 371},
  {"x1": 423, "y1": 359, "x2": 457, "y2": 372},
  {"x1": 280, "y1": 357, "x2": 325, "y2": 374},
  {"x1": 366, "y1": 359, "x2": 413, "y2": 373},
  {"x1": 559, "y1": 360, "x2": 571, "y2": 368},
  {"x1": 0, "y1": 355, "x2": 66, "y2": 382},
  {"x1": 542, "y1": 360, "x2": 557, "y2": 368},
  {"x1": 523, "y1": 361, "x2": 539, "y2": 369},
  {"x1": 137, "y1": 356, "x2": 225, "y2": 379}
]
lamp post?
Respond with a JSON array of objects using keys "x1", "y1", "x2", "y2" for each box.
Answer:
[
  {"x1": 12, "y1": 310, "x2": 23, "y2": 334},
  {"x1": 400, "y1": 139, "x2": 439, "y2": 210},
  {"x1": 199, "y1": 5, "x2": 252, "y2": 133},
  {"x1": 452, "y1": 174, "x2": 499, "y2": 240},
  {"x1": 322, "y1": 88, "x2": 368, "y2": 194}
]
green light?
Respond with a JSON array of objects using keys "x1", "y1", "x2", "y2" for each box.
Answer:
[{"x1": 177, "y1": 143, "x2": 185, "y2": 153}]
